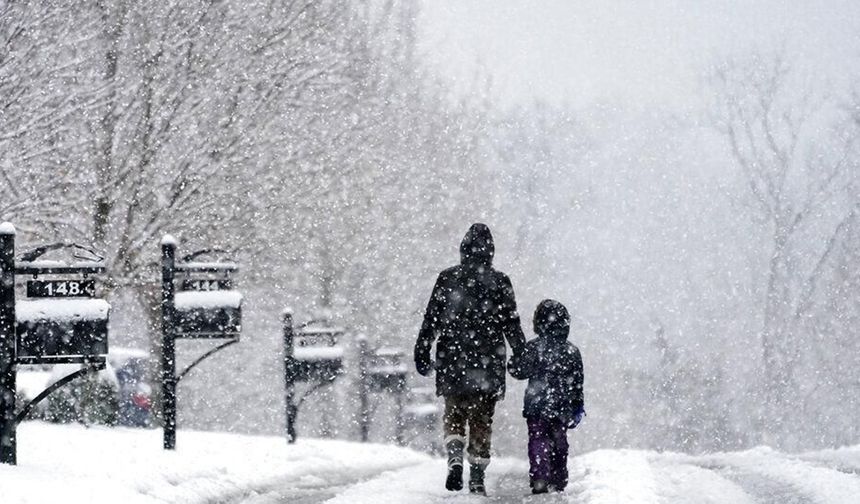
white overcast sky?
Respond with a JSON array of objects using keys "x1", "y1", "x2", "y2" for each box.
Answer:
[{"x1": 417, "y1": 0, "x2": 860, "y2": 110}]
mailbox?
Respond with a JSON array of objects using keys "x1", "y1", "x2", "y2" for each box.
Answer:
[
  {"x1": 292, "y1": 324, "x2": 344, "y2": 381},
  {"x1": 15, "y1": 299, "x2": 109, "y2": 364},
  {"x1": 174, "y1": 290, "x2": 242, "y2": 338},
  {"x1": 160, "y1": 238, "x2": 243, "y2": 451},
  {"x1": 405, "y1": 386, "x2": 440, "y2": 419},
  {"x1": 367, "y1": 348, "x2": 407, "y2": 392},
  {"x1": 0, "y1": 227, "x2": 112, "y2": 465},
  {"x1": 11, "y1": 248, "x2": 109, "y2": 365}
]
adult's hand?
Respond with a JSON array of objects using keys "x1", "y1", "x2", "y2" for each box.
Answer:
[
  {"x1": 415, "y1": 347, "x2": 434, "y2": 376},
  {"x1": 416, "y1": 357, "x2": 435, "y2": 376}
]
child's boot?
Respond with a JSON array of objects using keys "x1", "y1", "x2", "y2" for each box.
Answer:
[{"x1": 531, "y1": 479, "x2": 549, "y2": 494}]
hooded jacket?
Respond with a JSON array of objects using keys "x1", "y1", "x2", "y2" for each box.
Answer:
[
  {"x1": 414, "y1": 223, "x2": 526, "y2": 398},
  {"x1": 510, "y1": 299, "x2": 584, "y2": 423}
]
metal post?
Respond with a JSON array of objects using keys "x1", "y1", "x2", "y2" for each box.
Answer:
[
  {"x1": 0, "y1": 223, "x2": 16, "y2": 465},
  {"x1": 357, "y1": 335, "x2": 370, "y2": 442},
  {"x1": 394, "y1": 383, "x2": 406, "y2": 446},
  {"x1": 283, "y1": 309, "x2": 297, "y2": 443},
  {"x1": 160, "y1": 236, "x2": 177, "y2": 450}
]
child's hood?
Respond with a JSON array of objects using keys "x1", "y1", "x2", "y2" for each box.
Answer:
[{"x1": 533, "y1": 299, "x2": 570, "y2": 342}]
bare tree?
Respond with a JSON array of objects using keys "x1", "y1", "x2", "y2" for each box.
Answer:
[
  {"x1": 708, "y1": 51, "x2": 860, "y2": 440},
  {"x1": 0, "y1": 0, "x2": 100, "y2": 235}
]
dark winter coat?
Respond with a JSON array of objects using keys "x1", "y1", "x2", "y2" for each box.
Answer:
[
  {"x1": 510, "y1": 299, "x2": 584, "y2": 424},
  {"x1": 414, "y1": 223, "x2": 526, "y2": 399}
]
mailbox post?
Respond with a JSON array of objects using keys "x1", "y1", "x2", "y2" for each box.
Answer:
[
  {"x1": 358, "y1": 345, "x2": 408, "y2": 445},
  {"x1": 0, "y1": 223, "x2": 110, "y2": 465},
  {"x1": 282, "y1": 309, "x2": 298, "y2": 442},
  {"x1": 0, "y1": 225, "x2": 16, "y2": 464},
  {"x1": 160, "y1": 236, "x2": 242, "y2": 450},
  {"x1": 282, "y1": 311, "x2": 344, "y2": 442},
  {"x1": 161, "y1": 237, "x2": 178, "y2": 450},
  {"x1": 357, "y1": 335, "x2": 370, "y2": 442}
]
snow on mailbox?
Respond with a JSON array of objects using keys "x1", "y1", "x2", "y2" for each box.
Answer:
[
  {"x1": 174, "y1": 290, "x2": 242, "y2": 338},
  {"x1": 405, "y1": 386, "x2": 440, "y2": 420},
  {"x1": 16, "y1": 299, "x2": 109, "y2": 363},
  {"x1": 367, "y1": 348, "x2": 407, "y2": 392}
]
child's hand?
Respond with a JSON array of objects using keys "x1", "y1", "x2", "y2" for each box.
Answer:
[{"x1": 567, "y1": 407, "x2": 586, "y2": 429}]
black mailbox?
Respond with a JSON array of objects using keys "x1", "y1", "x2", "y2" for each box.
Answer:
[
  {"x1": 292, "y1": 325, "x2": 344, "y2": 381},
  {"x1": 160, "y1": 238, "x2": 243, "y2": 451},
  {"x1": 0, "y1": 226, "x2": 111, "y2": 465},
  {"x1": 405, "y1": 386, "x2": 440, "y2": 420},
  {"x1": 15, "y1": 299, "x2": 109, "y2": 364},
  {"x1": 367, "y1": 348, "x2": 407, "y2": 392},
  {"x1": 174, "y1": 290, "x2": 242, "y2": 338},
  {"x1": 11, "y1": 248, "x2": 109, "y2": 366}
]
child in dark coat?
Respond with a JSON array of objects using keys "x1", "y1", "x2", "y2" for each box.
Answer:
[{"x1": 510, "y1": 299, "x2": 585, "y2": 494}]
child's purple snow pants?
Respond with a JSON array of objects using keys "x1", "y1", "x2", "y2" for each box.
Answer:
[{"x1": 527, "y1": 417, "x2": 569, "y2": 489}]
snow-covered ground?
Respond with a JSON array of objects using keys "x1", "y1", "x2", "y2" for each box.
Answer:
[
  {"x1": 1, "y1": 422, "x2": 859, "y2": 503},
  {"x1": 0, "y1": 422, "x2": 429, "y2": 504},
  {"x1": 330, "y1": 447, "x2": 860, "y2": 504}
]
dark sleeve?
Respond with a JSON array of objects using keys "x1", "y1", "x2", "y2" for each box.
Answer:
[
  {"x1": 571, "y1": 345, "x2": 584, "y2": 409},
  {"x1": 498, "y1": 273, "x2": 526, "y2": 355},
  {"x1": 414, "y1": 273, "x2": 445, "y2": 374}
]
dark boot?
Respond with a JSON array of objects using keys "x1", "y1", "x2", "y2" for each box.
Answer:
[
  {"x1": 445, "y1": 437, "x2": 465, "y2": 491},
  {"x1": 531, "y1": 479, "x2": 549, "y2": 494},
  {"x1": 469, "y1": 463, "x2": 486, "y2": 495},
  {"x1": 446, "y1": 464, "x2": 463, "y2": 491}
]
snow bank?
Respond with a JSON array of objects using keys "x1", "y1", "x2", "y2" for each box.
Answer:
[
  {"x1": 174, "y1": 290, "x2": 242, "y2": 310},
  {"x1": 15, "y1": 370, "x2": 52, "y2": 400},
  {"x1": 16, "y1": 299, "x2": 110, "y2": 322},
  {"x1": 801, "y1": 445, "x2": 860, "y2": 473},
  {"x1": 0, "y1": 422, "x2": 430, "y2": 504},
  {"x1": 0, "y1": 221, "x2": 16, "y2": 234}
]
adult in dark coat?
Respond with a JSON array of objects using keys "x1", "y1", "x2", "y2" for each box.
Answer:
[{"x1": 414, "y1": 223, "x2": 525, "y2": 495}]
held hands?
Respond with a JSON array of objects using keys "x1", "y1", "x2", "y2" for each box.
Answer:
[{"x1": 507, "y1": 346, "x2": 532, "y2": 380}]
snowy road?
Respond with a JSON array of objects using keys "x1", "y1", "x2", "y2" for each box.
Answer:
[
  {"x1": 293, "y1": 448, "x2": 860, "y2": 504},
  {"x1": 3, "y1": 423, "x2": 859, "y2": 504}
]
